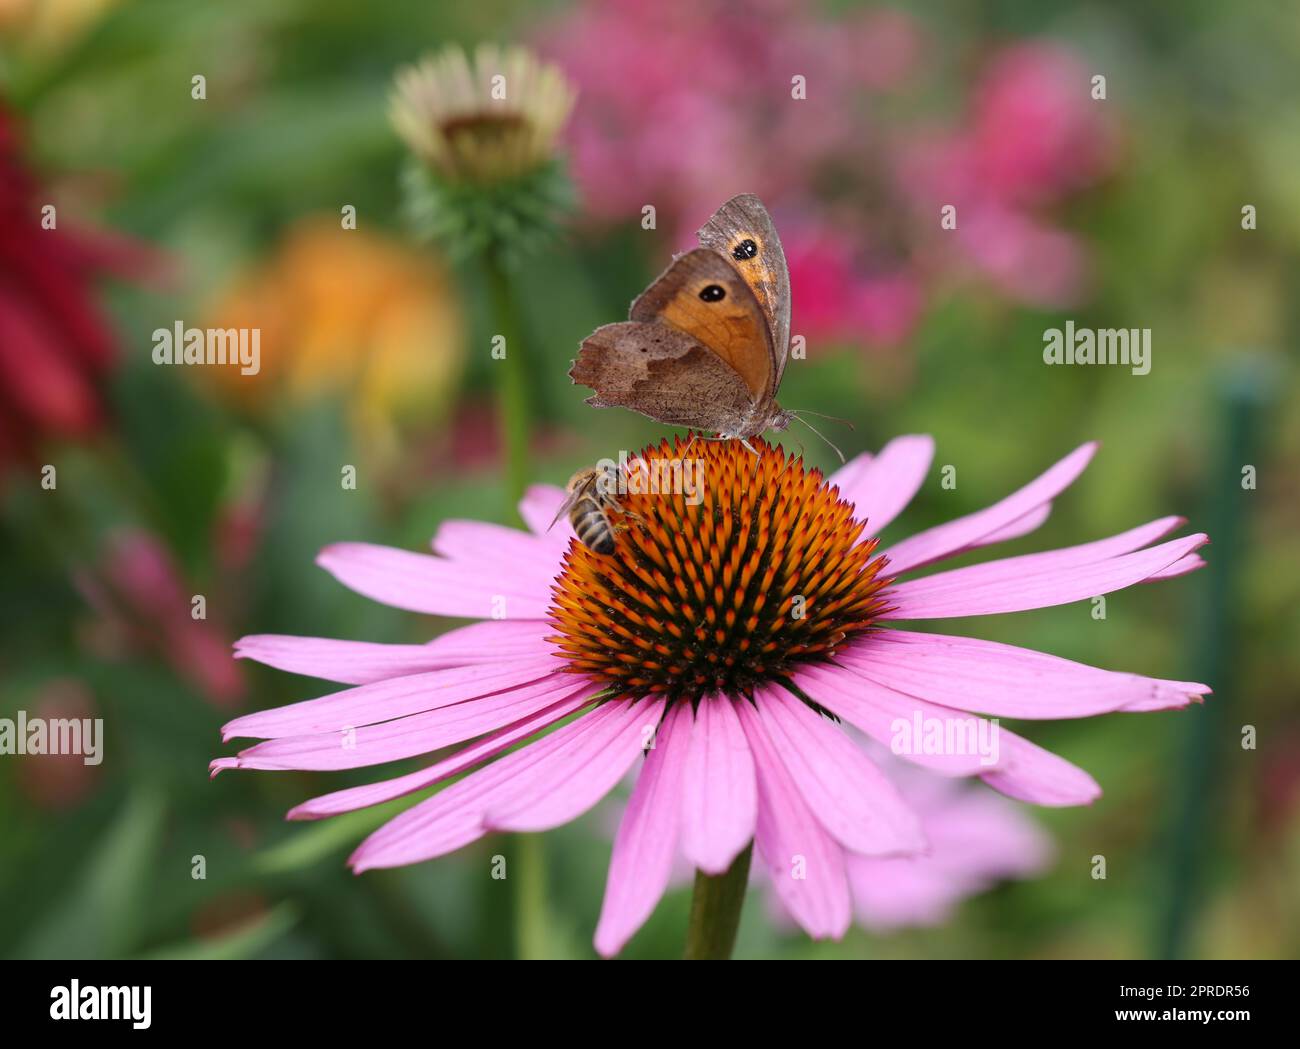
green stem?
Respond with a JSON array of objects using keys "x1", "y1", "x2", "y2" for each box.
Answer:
[
  {"x1": 483, "y1": 249, "x2": 530, "y2": 508},
  {"x1": 683, "y1": 842, "x2": 753, "y2": 960},
  {"x1": 482, "y1": 249, "x2": 547, "y2": 957},
  {"x1": 515, "y1": 833, "x2": 549, "y2": 960}
]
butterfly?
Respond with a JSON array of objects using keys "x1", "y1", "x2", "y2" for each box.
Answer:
[{"x1": 570, "y1": 194, "x2": 811, "y2": 451}]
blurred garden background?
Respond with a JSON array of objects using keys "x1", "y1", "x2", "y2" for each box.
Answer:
[{"x1": 0, "y1": 0, "x2": 1296, "y2": 960}]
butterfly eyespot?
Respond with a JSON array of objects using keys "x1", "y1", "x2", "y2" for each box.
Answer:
[
  {"x1": 699, "y1": 284, "x2": 726, "y2": 302},
  {"x1": 732, "y1": 238, "x2": 758, "y2": 260}
]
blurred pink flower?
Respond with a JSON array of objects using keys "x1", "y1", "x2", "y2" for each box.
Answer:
[
  {"x1": 972, "y1": 44, "x2": 1116, "y2": 206},
  {"x1": 767, "y1": 746, "x2": 1053, "y2": 932},
  {"x1": 78, "y1": 530, "x2": 245, "y2": 708},
  {"x1": 896, "y1": 42, "x2": 1115, "y2": 307},
  {"x1": 543, "y1": 5, "x2": 1114, "y2": 337},
  {"x1": 959, "y1": 206, "x2": 1089, "y2": 307},
  {"x1": 13, "y1": 678, "x2": 101, "y2": 810},
  {"x1": 539, "y1": 0, "x2": 917, "y2": 224},
  {"x1": 782, "y1": 217, "x2": 923, "y2": 347}
]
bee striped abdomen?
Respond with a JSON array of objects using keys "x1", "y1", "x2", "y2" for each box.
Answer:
[{"x1": 573, "y1": 505, "x2": 614, "y2": 554}]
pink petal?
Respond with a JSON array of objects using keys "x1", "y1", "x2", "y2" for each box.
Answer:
[
  {"x1": 917, "y1": 789, "x2": 1054, "y2": 884},
  {"x1": 979, "y1": 501, "x2": 1052, "y2": 545},
  {"x1": 518, "y1": 483, "x2": 571, "y2": 539},
  {"x1": 224, "y1": 671, "x2": 581, "y2": 770},
  {"x1": 889, "y1": 501, "x2": 1053, "y2": 568},
  {"x1": 287, "y1": 690, "x2": 596, "y2": 819},
  {"x1": 414, "y1": 620, "x2": 559, "y2": 662},
  {"x1": 828, "y1": 434, "x2": 934, "y2": 536},
  {"x1": 349, "y1": 698, "x2": 652, "y2": 871},
  {"x1": 430, "y1": 520, "x2": 563, "y2": 589},
  {"x1": 968, "y1": 515, "x2": 1186, "y2": 573},
  {"x1": 594, "y1": 703, "x2": 691, "y2": 957},
  {"x1": 800, "y1": 661, "x2": 1100, "y2": 804},
  {"x1": 883, "y1": 532, "x2": 1208, "y2": 619},
  {"x1": 484, "y1": 698, "x2": 667, "y2": 833},
  {"x1": 755, "y1": 685, "x2": 924, "y2": 855},
  {"x1": 222, "y1": 656, "x2": 561, "y2": 740},
  {"x1": 838, "y1": 629, "x2": 1209, "y2": 718},
  {"x1": 316, "y1": 542, "x2": 551, "y2": 619},
  {"x1": 208, "y1": 757, "x2": 238, "y2": 778},
  {"x1": 794, "y1": 663, "x2": 997, "y2": 776},
  {"x1": 736, "y1": 699, "x2": 851, "y2": 940},
  {"x1": 978, "y1": 728, "x2": 1102, "y2": 806},
  {"x1": 1144, "y1": 553, "x2": 1205, "y2": 581},
  {"x1": 828, "y1": 450, "x2": 872, "y2": 492},
  {"x1": 233, "y1": 620, "x2": 554, "y2": 685},
  {"x1": 680, "y1": 695, "x2": 758, "y2": 875},
  {"x1": 843, "y1": 854, "x2": 957, "y2": 928},
  {"x1": 845, "y1": 784, "x2": 1053, "y2": 930},
  {"x1": 881, "y1": 442, "x2": 1097, "y2": 574}
]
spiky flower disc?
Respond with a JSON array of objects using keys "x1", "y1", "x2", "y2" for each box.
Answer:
[{"x1": 549, "y1": 437, "x2": 892, "y2": 703}]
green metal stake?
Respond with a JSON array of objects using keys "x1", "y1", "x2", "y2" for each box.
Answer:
[{"x1": 1154, "y1": 359, "x2": 1272, "y2": 959}]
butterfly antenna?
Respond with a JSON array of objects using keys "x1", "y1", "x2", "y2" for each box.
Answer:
[
  {"x1": 788, "y1": 409, "x2": 855, "y2": 432},
  {"x1": 790, "y1": 415, "x2": 846, "y2": 464},
  {"x1": 774, "y1": 440, "x2": 806, "y2": 482}
]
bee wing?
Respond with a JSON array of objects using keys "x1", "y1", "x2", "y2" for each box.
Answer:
[{"x1": 548, "y1": 487, "x2": 584, "y2": 532}]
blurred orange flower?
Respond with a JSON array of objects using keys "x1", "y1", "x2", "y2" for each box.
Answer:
[
  {"x1": 0, "y1": 0, "x2": 118, "y2": 52},
  {"x1": 204, "y1": 218, "x2": 465, "y2": 460}
]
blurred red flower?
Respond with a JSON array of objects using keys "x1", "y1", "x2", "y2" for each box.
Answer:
[{"x1": 0, "y1": 98, "x2": 160, "y2": 469}]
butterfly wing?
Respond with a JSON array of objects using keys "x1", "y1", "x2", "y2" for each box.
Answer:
[
  {"x1": 570, "y1": 320, "x2": 755, "y2": 433},
  {"x1": 628, "y1": 248, "x2": 775, "y2": 401},
  {"x1": 697, "y1": 193, "x2": 791, "y2": 391}
]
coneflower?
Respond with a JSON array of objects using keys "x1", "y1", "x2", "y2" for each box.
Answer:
[
  {"x1": 213, "y1": 434, "x2": 1208, "y2": 957},
  {"x1": 391, "y1": 43, "x2": 575, "y2": 261},
  {"x1": 392, "y1": 44, "x2": 574, "y2": 185}
]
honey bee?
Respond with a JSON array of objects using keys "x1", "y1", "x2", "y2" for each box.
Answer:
[{"x1": 549, "y1": 464, "x2": 625, "y2": 555}]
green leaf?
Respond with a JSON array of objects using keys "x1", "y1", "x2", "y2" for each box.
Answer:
[
  {"x1": 14, "y1": 787, "x2": 166, "y2": 959},
  {"x1": 252, "y1": 796, "x2": 418, "y2": 875},
  {"x1": 137, "y1": 903, "x2": 298, "y2": 961}
]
